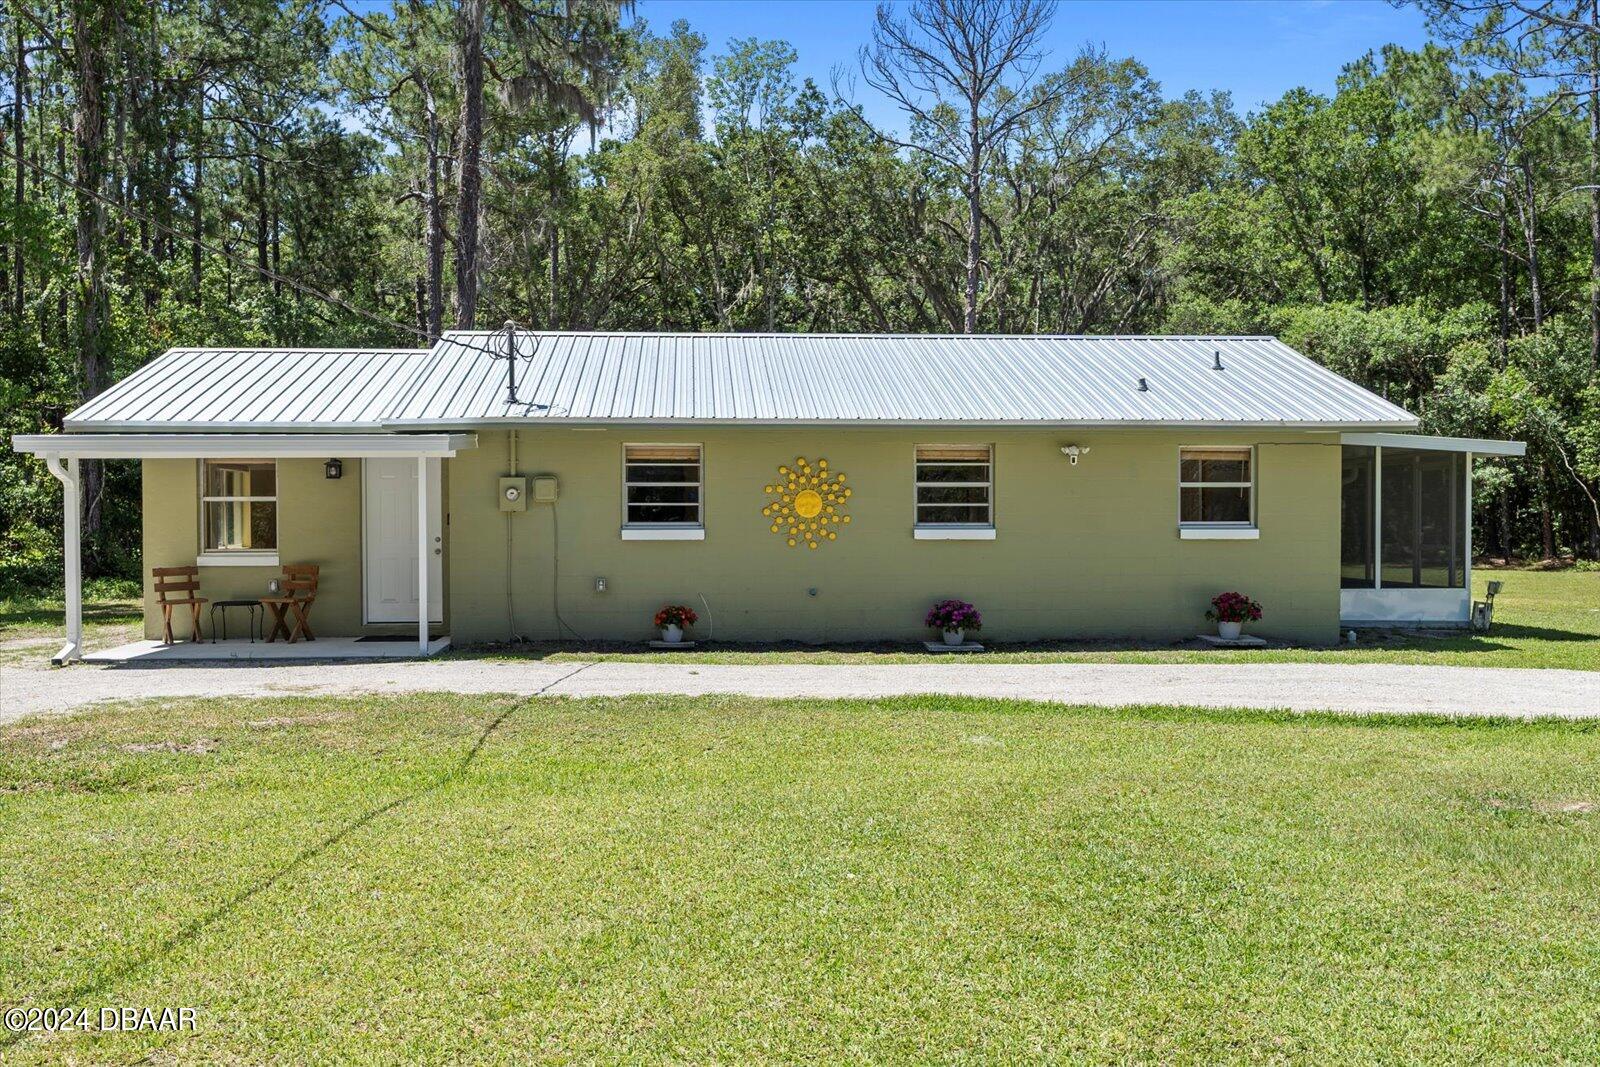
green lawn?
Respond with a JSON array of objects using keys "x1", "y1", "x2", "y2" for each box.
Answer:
[
  {"x1": 2, "y1": 694, "x2": 1597, "y2": 1062},
  {"x1": 467, "y1": 567, "x2": 1600, "y2": 671},
  {"x1": 0, "y1": 582, "x2": 141, "y2": 668}
]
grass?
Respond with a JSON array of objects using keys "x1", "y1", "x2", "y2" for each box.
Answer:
[
  {"x1": 466, "y1": 567, "x2": 1600, "y2": 671},
  {"x1": 1, "y1": 693, "x2": 1598, "y2": 1062},
  {"x1": 0, "y1": 585, "x2": 141, "y2": 667}
]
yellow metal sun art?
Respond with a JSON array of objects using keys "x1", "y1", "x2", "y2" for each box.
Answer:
[{"x1": 762, "y1": 456, "x2": 852, "y2": 549}]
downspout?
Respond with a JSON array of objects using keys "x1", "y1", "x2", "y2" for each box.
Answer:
[{"x1": 45, "y1": 454, "x2": 82, "y2": 664}]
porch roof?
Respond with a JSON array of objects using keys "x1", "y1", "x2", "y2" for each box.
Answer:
[
  {"x1": 10, "y1": 432, "x2": 477, "y2": 459},
  {"x1": 1341, "y1": 432, "x2": 1526, "y2": 456}
]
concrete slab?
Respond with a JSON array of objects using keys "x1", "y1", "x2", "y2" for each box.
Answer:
[{"x1": 82, "y1": 637, "x2": 452, "y2": 663}]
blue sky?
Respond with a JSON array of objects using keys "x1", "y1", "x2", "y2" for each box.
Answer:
[{"x1": 637, "y1": 0, "x2": 1432, "y2": 127}]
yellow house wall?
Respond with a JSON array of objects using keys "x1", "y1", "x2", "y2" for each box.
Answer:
[
  {"x1": 141, "y1": 430, "x2": 1341, "y2": 644},
  {"x1": 141, "y1": 457, "x2": 374, "y2": 640},
  {"x1": 445, "y1": 428, "x2": 1343, "y2": 645}
]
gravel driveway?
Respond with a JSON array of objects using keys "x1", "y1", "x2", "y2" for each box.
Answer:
[{"x1": 2, "y1": 660, "x2": 1596, "y2": 723}]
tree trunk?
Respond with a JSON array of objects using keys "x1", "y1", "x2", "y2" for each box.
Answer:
[
  {"x1": 964, "y1": 114, "x2": 980, "y2": 334},
  {"x1": 423, "y1": 83, "x2": 443, "y2": 338},
  {"x1": 11, "y1": 12, "x2": 24, "y2": 321},
  {"x1": 453, "y1": 0, "x2": 484, "y2": 330},
  {"x1": 1498, "y1": 485, "x2": 1512, "y2": 560},
  {"x1": 1496, "y1": 202, "x2": 1510, "y2": 359},
  {"x1": 1540, "y1": 466, "x2": 1556, "y2": 560},
  {"x1": 191, "y1": 87, "x2": 203, "y2": 299},
  {"x1": 1520, "y1": 157, "x2": 1544, "y2": 329},
  {"x1": 72, "y1": 0, "x2": 112, "y2": 548},
  {"x1": 1591, "y1": 0, "x2": 1600, "y2": 365}
]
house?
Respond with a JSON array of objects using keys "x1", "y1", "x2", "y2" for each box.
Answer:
[{"x1": 12, "y1": 332, "x2": 1526, "y2": 661}]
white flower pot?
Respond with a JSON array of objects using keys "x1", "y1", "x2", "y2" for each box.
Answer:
[
  {"x1": 661, "y1": 624, "x2": 683, "y2": 644},
  {"x1": 942, "y1": 628, "x2": 965, "y2": 646},
  {"x1": 1217, "y1": 620, "x2": 1243, "y2": 640}
]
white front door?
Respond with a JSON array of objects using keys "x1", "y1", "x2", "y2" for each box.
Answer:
[{"x1": 364, "y1": 457, "x2": 443, "y2": 623}]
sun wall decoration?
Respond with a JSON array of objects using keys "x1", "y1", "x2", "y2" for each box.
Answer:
[{"x1": 762, "y1": 456, "x2": 852, "y2": 549}]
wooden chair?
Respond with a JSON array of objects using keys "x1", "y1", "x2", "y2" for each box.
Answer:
[
  {"x1": 261, "y1": 564, "x2": 319, "y2": 643},
  {"x1": 153, "y1": 565, "x2": 207, "y2": 645}
]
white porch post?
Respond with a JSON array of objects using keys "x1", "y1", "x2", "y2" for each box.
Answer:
[
  {"x1": 1373, "y1": 444, "x2": 1382, "y2": 590},
  {"x1": 417, "y1": 455, "x2": 430, "y2": 655},
  {"x1": 1464, "y1": 451, "x2": 1473, "y2": 601},
  {"x1": 45, "y1": 455, "x2": 82, "y2": 664}
]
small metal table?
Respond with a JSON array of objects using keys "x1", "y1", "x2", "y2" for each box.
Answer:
[{"x1": 209, "y1": 599, "x2": 262, "y2": 642}]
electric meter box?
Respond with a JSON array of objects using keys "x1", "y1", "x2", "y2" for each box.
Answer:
[
  {"x1": 498, "y1": 476, "x2": 527, "y2": 512},
  {"x1": 531, "y1": 475, "x2": 559, "y2": 503}
]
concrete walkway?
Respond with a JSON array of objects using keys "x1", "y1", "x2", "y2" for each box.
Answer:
[{"x1": 2, "y1": 660, "x2": 1596, "y2": 723}]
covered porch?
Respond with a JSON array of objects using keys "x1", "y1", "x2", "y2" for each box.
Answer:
[
  {"x1": 1339, "y1": 432, "x2": 1527, "y2": 627},
  {"x1": 10, "y1": 432, "x2": 475, "y2": 663}
]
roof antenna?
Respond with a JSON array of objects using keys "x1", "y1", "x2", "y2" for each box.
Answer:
[
  {"x1": 1137, "y1": 376, "x2": 1149, "y2": 391},
  {"x1": 495, "y1": 320, "x2": 520, "y2": 405},
  {"x1": 1213, "y1": 349, "x2": 1224, "y2": 371}
]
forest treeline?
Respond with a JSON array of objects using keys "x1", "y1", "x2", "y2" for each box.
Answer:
[{"x1": 1, "y1": 0, "x2": 1597, "y2": 587}]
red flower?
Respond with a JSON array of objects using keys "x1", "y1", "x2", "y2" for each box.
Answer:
[
  {"x1": 1205, "y1": 592, "x2": 1263, "y2": 624},
  {"x1": 654, "y1": 604, "x2": 698, "y2": 628}
]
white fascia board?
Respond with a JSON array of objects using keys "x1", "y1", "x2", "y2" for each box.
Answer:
[
  {"x1": 382, "y1": 417, "x2": 1420, "y2": 431},
  {"x1": 11, "y1": 433, "x2": 477, "y2": 459},
  {"x1": 1341, "y1": 432, "x2": 1526, "y2": 456}
]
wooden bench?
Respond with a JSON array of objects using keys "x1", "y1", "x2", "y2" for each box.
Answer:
[
  {"x1": 153, "y1": 565, "x2": 207, "y2": 644},
  {"x1": 261, "y1": 563, "x2": 319, "y2": 643}
]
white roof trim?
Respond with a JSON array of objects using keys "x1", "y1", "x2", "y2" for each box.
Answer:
[
  {"x1": 1341, "y1": 432, "x2": 1526, "y2": 456},
  {"x1": 11, "y1": 433, "x2": 477, "y2": 459}
]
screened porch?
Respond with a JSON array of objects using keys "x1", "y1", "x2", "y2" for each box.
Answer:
[{"x1": 1339, "y1": 433, "x2": 1526, "y2": 626}]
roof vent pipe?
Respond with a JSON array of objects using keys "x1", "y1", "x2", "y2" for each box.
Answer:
[
  {"x1": 1213, "y1": 350, "x2": 1224, "y2": 370},
  {"x1": 1137, "y1": 377, "x2": 1149, "y2": 391}
]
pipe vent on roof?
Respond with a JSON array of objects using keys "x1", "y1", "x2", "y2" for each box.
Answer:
[
  {"x1": 1213, "y1": 350, "x2": 1224, "y2": 370},
  {"x1": 1137, "y1": 377, "x2": 1149, "y2": 392}
]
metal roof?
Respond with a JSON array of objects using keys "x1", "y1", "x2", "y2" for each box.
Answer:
[
  {"x1": 65, "y1": 347, "x2": 431, "y2": 431},
  {"x1": 63, "y1": 333, "x2": 1419, "y2": 431},
  {"x1": 384, "y1": 332, "x2": 1418, "y2": 428}
]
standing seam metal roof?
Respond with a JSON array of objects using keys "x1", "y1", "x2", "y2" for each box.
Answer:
[
  {"x1": 380, "y1": 332, "x2": 1418, "y2": 427},
  {"x1": 63, "y1": 334, "x2": 1419, "y2": 430}
]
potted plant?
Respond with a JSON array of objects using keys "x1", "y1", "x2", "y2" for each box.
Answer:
[
  {"x1": 1205, "y1": 591, "x2": 1262, "y2": 640},
  {"x1": 925, "y1": 599, "x2": 981, "y2": 646},
  {"x1": 654, "y1": 604, "x2": 698, "y2": 644}
]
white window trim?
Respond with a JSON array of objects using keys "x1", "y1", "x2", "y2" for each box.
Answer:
[
  {"x1": 196, "y1": 551, "x2": 281, "y2": 566},
  {"x1": 622, "y1": 442, "x2": 704, "y2": 537},
  {"x1": 914, "y1": 443, "x2": 995, "y2": 534},
  {"x1": 620, "y1": 527, "x2": 705, "y2": 541},
  {"x1": 1178, "y1": 527, "x2": 1259, "y2": 541},
  {"x1": 914, "y1": 526, "x2": 996, "y2": 540},
  {"x1": 1178, "y1": 445, "x2": 1256, "y2": 533},
  {"x1": 198, "y1": 458, "x2": 279, "y2": 558}
]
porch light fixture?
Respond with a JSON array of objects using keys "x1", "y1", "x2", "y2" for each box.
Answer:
[
  {"x1": 324, "y1": 458, "x2": 343, "y2": 480},
  {"x1": 1059, "y1": 445, "x2": 1090, "y2": 466}
]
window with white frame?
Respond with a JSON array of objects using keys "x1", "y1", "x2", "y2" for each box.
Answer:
[
  {"x1": 623, "y1": 444, "x2": 702, "y2": 527},
  {"x1": 1179, "y1": 447, "x2": 1254, "y2": 525},
  {"x1": 200, "y1": 460, "x2": 278, "y2": 552},
  {"x1": 915, "y1": 445, "x2": 993, "y2": 527}
]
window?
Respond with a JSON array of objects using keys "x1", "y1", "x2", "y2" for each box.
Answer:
[
  {"x1": 1179, "y1": 447, "x2": 1253, "y2": 527},
  {"x1": 915, "y1": 445, "x2": 993, "y2": 534},
  {"x1": 200, "y1": 460, "x2": 277, "y2": 553},
  {"x1": 623, "y1": 444, "x2": 702, "y2": 536}
]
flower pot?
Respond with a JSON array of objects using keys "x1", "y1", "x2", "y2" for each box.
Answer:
[
  {"x1": 661, "y1": 624, "x2": 684, "y2": 644},
  {"x1": 942, "y1": 628, "x2": 965, "y2": 646},
  {"x1": 1217, "y1": 620, "x2": 1243, "y2": 640}
]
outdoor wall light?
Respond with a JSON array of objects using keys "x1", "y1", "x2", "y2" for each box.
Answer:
[
  {"x1": 1059, "y1": 445, "x2": 1090, "y2": 466},
  {"x1": 324, "y1": 458, "x2": 343, "y2": 480}
]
